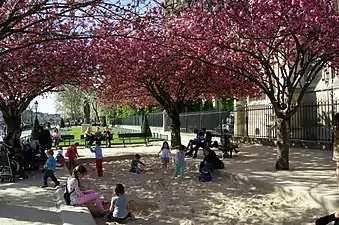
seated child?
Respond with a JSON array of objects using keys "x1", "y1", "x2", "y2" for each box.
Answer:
[
  {"x1": 130, "y1": 154, "x2": 145, "y2": 174},
  {"x1": 106, "y1": 184, "x2": 136, "y2": 223},
  {"x1": 199, "y1": 166, "x2": 212, "y2": 183},
  {"x1": 55, "y1": 147, "x2": 65, "y2": 167}
]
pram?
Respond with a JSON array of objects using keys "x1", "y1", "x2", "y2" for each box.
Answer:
[{"x1": 0, "y1": 143, "x2": 16, "y2": 182}]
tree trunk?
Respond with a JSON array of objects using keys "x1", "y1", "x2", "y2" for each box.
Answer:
[
  {"x1": 275, "y1": 117, "x2": 290, "y2": 170},
  {"x1": 3, "y1": 113, "x2": 22, "y2": 134},
  {"x1": 169, "y1": 112, "x2": 181, "y2": 148}
]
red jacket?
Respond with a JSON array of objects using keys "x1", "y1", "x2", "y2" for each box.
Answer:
[{"x1": 65, "y1": 146, "x2": 78, "y2": 159}]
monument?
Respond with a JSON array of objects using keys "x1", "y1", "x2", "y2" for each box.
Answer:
[{"x1": 82, "y1": 100, "x2": 92, "y2": 133}]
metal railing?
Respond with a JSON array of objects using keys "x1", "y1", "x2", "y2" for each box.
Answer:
[{"x1": 119, "y1": 101, "x2": 338, "y2": 142}]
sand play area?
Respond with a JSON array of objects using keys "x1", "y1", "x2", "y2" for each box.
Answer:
[{"x1": 80, "y1": 155, "x2": 326, "y2": 225}]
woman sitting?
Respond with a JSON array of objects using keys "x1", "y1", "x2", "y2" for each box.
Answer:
[
  {"x1": 84, "y1": 127, "x2": 94, "y2": 147},
  {"x1": 199, "y1": 147, "x2": 224, "y2": 173},
  {"x1": 94, "y1": 127, "x2": 103, "y2": 144},
  {"x1": 67, "y1": 165, "x2": 106, "y2": 217}
]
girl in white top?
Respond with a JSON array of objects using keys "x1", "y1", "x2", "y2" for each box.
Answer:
[
  {"x1": 158, "y1": 141, "x2": 172, "y2": 173},
  {"x1": 67, "y1": 165, "x2": 106, "y2": 216}
]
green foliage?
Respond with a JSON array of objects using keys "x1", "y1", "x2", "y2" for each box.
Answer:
[
  {"x1": 141, "y1": 115, "x2": 152, "y2": 137},
  {"x1": 202, "y1": 100, "x2": 214, "y2": 111},
  {"x1": 218, "y1": 97, "x2": 234, "y2": 112},
  {"x1": 184, "y1": 100, "x2": 203, "y2": 112},
  {"x1": 116, "y1": 105, "x2": 137, "y2": 118},
  {"x1": 60, "y1": 118, "x2": 66, "y2": 128}
]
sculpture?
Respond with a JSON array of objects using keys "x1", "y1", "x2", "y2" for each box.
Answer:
[{"x1": 84, "y1": 100, "x2": 91, "y2": 124}]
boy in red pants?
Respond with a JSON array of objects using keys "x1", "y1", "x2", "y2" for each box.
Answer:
[{"x1": 91, "y1": 140, "x2": 103, "y2": 177}]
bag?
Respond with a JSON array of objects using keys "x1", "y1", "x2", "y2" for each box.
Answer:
[{"x1": 64, "y1": 181, "x2": 75, "y2": 205}]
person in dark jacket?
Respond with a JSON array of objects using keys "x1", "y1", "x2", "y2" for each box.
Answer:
[
  {"x1": 316, "y1": 212, "x2": 339, "y2": 225},
  {"x1": 199, "y1": 147, "x2": 224, "y2": 173}
]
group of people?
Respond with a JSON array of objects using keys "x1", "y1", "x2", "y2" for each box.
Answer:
[
  {"x1": 84, "y1": 126, "x2": 113, "y2": 148},
  {"x1": 40, "y1": 142, "x2": 135, "y2": 223}
]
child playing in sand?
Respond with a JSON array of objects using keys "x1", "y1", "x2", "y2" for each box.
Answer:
[
  {"x1": 106, "y1": 184, "x2": 136, "y2": 223},
  {"x1": 174, "y1": 145, "x2": 185, "y2": 180},
  {"x1": 199, "y1": 166, "x2": 212, "y2": 182},
  {"x1": 130, "y1": 154, "x2": 145, "y2": 174},
  {"x1": 90, "y1": 140, "x2": 104, "y2": 177},
  {"x1": 41, "y1": 149, "x2": 60, "y2": 188},
  {"x1": 55, "y1": 147, "x2": 65, "y2": 167},
  {"x1": 158, "y1": 141, "x2": 172, "y2": 173}
]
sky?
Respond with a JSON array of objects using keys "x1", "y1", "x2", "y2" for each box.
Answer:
[{"x1": 31, "y1": 93, "x2": 58, "y2": 114}]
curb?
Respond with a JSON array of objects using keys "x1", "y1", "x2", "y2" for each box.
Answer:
[
  {"x1": 55, "y1": 166, "x2": 97, "y2": 225},
  {"x1": 227, "y1": 171, "x2": 339, "y2": 212}
]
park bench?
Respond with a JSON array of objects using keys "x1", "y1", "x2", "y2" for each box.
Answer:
[
  {"x1": 60, "y1": 135, "x2": 75, "y2": 146},
  {"x1": 118, "y1": 133, "x2": 150, "y2": 147}
]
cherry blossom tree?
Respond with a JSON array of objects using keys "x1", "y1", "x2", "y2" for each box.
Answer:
[
  {"x1": 0, "y1": 0, "x2": 154, "y2": 134},
  {"x1": 0, "y1": 39, "x2": 97, "y2": 133},
  {"x1": 0, "y1": 0, "x2": 149, "y2": 55},
  {"x1": 172, "y1": 0, "x2": 339, "y2": 169},
  {"x1": 93, "y1": 19, "x2": 257, "y2": 147}
]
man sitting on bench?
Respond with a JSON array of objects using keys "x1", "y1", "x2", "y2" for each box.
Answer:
[
  {"x1": 220, "y1": 129, "x2": 239, "y2": 157},
  {"x1": 186, "y1": 129, "x2": 205, "y2": 158}
]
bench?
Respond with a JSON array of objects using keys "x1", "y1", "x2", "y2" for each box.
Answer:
[
  {"x1": 118, "y1": 133, "x2": 150, "y2": 147},
  {"x1": 60, "y1": 135, "x2": 75, "y2": 146},
  {"x1": 80, "y1": 134, "x2": 107, "y2": 146}
]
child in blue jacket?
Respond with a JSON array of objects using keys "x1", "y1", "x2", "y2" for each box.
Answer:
[{"x1": 41, "y1": 149, "x2": 60, "y2": 188}]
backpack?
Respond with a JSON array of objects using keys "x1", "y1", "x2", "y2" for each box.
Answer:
[{"x1": 64, "y1": 181, "x2": 75, "y2": 205}]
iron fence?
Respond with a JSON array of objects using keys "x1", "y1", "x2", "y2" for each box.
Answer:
[
  {"x1": 120, "y1": 101, "x2": 338, "y2": 142},
  {"x1": 241, "y1": 101, "x2": 338, "y2": 142}
]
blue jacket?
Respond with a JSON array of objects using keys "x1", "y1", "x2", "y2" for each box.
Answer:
[{"x1": 46, "y1": 157, "x2": 56, "y2": 171}]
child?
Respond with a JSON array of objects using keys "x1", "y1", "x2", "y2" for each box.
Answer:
[
  {"x1": 106, "y1": 184, "x2": 135, "y2": 223},
  {"x1": 41, "y1": 149, "x2": 60, "y2": 188},
  {"x1": 130, "y1": 154, "x2": 145, "y2": 174},
  {"x1": 90, "y1": 140, "x2": 104, "y2": 177},
  {"x1": 65, "y1": 142, "x2": 80, "y2": 174},
  {"x1": 55, "y1": 147, "x2": 65, "y2": 167},
  {"x1": 174, "y1": 145, "x2": 185, "y2": 180},
  {"x1": 158, "y1": 141, "x2": 171, "y2": 173},
  {"x1": 199, "y1": 166, "x2": 212, "y2": 183}
]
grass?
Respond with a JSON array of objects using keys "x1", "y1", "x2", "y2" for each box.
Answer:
[{"x1": 57, "y1": 126, "x2": 164, "y2": 146}]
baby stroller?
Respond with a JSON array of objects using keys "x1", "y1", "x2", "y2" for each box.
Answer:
[{"x1": 0, "y1": 143, "x2": 27, "y2": 182}]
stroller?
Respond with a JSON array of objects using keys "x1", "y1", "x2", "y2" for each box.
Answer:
[{"x1": 0, "y1": 143, "x2": 26, "y2": 182}]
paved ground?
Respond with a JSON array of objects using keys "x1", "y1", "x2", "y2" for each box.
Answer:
[{"x1": 0, "y1": 170, "x2": 61, "y2": 225}]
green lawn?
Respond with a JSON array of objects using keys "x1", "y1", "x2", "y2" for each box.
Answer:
[{"x1": 58, "y1": 126, "x2": 164, "y2": 146}]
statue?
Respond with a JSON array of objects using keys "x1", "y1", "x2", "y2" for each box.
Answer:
[{"x1": 84, "y1": 100, "x2": 90, "y2": 124}]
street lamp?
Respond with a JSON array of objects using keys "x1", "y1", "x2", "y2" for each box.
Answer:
[{"x1": 34, "y1": 101, "x2": 38, "y2": 120}]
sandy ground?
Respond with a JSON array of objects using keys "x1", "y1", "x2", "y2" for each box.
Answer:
[{"x1": 80, "y1": 156, "x2": 327, "y2": 225}]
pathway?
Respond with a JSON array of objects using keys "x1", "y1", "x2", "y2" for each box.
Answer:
[{"x1": 0, "y1": 170, "x2": 60, "y2": 225}]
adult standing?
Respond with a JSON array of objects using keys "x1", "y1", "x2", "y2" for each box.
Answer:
[
  {"x1": 333, "y1": 113, "x2": 339, "y2": 187},
  {"x1": 52, "y1": 128, "x2": 61, "y2": 148}
]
